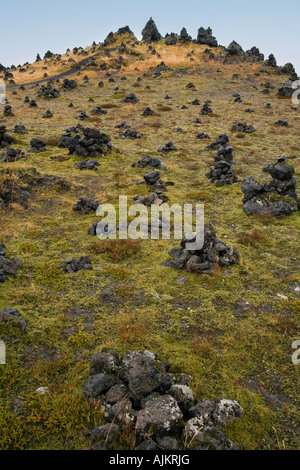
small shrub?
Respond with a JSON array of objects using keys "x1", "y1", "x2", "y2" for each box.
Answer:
[
  {"x1": 237, "y1": 230, "x2": 270, "y2": 248},
  {"x1": 88, "y1": 239, "x2": 141, "y2": 262}
]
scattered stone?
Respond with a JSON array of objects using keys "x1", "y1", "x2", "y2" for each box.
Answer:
[
  {"x1": 161, "y1": 223, "x2": 240, "y2": 274},
  {"x1": 197, "y1": 133, "x2": 210, "y2": 139},
  {"x1": 59, "y1": 256, "x2": 92, "y2": 273}
]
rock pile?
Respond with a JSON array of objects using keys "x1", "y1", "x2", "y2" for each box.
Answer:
[
  {"x1": 28, "y1": 138, "x2": 46, "y2": 153},
  {"x1": 0, "y1": 126, "x2": 14, "y2": 148},
  {"x1": 62, "y1": 79, "x2": 77, "y2": 90},
  {"x1": 241, "y1": 157, "x2": 298, "y2": 217},
  {"x1": 43, "y1": 109, "x2": 53, "y2": 118},
  {"x1": 91, "y1": 106, "x2": 107, "y2": 115},
  {"x1": 141, "y1": 18, "x2": 162, "y2": 43},
  {"x1": 206, "y1": 134, "x2": 229, "y2": 151},
  {"x1": 197, "y1": 27, "x2": 218, "y2": 47},
  {"x1": 67, "y1": 127, "x2": 112, "y2": 158},
  {"x1": 206, "y1": 144, "x2": 237, "y2": 186},
  {"x1": 131, "y1": 155, "x2": 165, "y2": 170},
  {"x1": 73, "y1": 197, "x2": 99, "y2": 214},
  {"x1": 59, "y1": 256, "x2": 92, "y2": 273},
  {"x1": 0, "y1": 147, "x2": 29, "y2": 162},
  {"x1": 199, "y1": 102, "x2": 212, "y2": 115},
  {"x1": 119, "y1": 129, "x2": 142, "y2": 139},
  {"x1": 122, "y1": 93, "x2": 138, "y2": 103},
  {"x1": 232, "y1": 122, "x2": 256, "y2": 133},
  {"x1": 4, "y1": 105, "x2": 14, "y2": 116},
  {"x1": 38, "y1": 84, "x2": 60, "y2": 99},
  {"x1": 0, "y1": 245, "x2": 22, "y2": 283},
  {"x1": 161, "y1": 223, "x2": 240, "y2": 275},
  {"x1": 82, "y1": 349, "x2": 242, "y2": 450},
  {"x1": 158, "y1": 141, "x2": 177, "y2": 152},
  {"x1": 12, "y1": 123, "x2": 28, "y2": 134},
  {"x1": 75, "y1": 159, "x2": 100, "y2": 171}
]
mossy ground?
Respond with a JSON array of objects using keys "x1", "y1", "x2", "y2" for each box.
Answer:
[{"x1": 0, "y1": 33, "x2": 299, "y2": 450}]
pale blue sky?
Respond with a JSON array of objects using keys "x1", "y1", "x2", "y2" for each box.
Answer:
[{"x1": 1, "y1": 0, "x2": 299, "y2": 72}]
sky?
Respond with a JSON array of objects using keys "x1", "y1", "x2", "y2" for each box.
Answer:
[{"x1": 1, "y1": 0, "x2": 299, "y2": 72}]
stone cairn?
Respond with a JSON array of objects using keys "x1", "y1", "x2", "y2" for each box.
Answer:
[
  {"x1": 0, "y1": 147, "x2": 29, "y2": 162},
  {"x1": 241, "y1": 157, "x2": 298, "y2": 217},
  {"x1": 82, "y1": 349, "x2": 243, "y2": 450},
  {"x1": 0, "y1": 126, "x2": 14, "y2": 148},
  {"x1": 59, "y1": 127, "x2": 112, "y2": 158},
  {"x1": 161, "y1": 223, "x2": 240, "y2": 275},
  {"x1": 206, "y1": 141, "x2": 237, "y2": 186}
]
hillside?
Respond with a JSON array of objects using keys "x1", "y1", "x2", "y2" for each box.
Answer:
[{"x1": 0, "y1": 21, "x2": 299, "y2": 450}]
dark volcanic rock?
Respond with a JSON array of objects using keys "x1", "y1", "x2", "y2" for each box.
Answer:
[
  {"x1": 199, "y1": 102, "x2": 212, "y2": 115},
  {"x1": 62, "y1": 79, "x2": 77, "y2": 90},
  {"x1": 38, "y1": 84, "x2": 60, "y2": 99},
  {"x1": 0, "y1": 246, "x2": 22, "y2": 283},
  {"x1": 75, "y1": 159, "x2": 100, "y2": 171},
  {"x1": 119, "y1": 129, "x2": 142, "y2": 139},
  {"x1": 0, "y1": 147, "x2": 29, "y2": 163},
  {"x1": 161, "y1": 223, "x2": 240, "y2": 275},
  {"x1": 226, "y1": 41, "x2": 245, "y2": 56},
  {"x1": 232, "y1": 122, "x2": 256, "y2": 133},
  {"x1": 0, "y1": 126, "x2": 14, "y2": 148},
  {"x1": 206, "y1": 134, "x2": 229, "y2": 151},
  {"x1": 83, "y1": 349, "x2": 242, "y2": 450},
  {"x1": 67, "y1": 127, "x2": 112, "y2": 158},
  {"x1": 141, "y1": 17, "x2": 162, "y2": 43},
  {"x1": 132, "y1": 155, "x2": 164, "y2": 170},
  {"x1": 241, "y1": 157, "x2": 298, "y2": 217},
  {"x1": 91, "y1": 106, "x2": 107, "y2": 115},
  {"x1": 158, "y1": 141, "x2": 177, "y2": 153},
  {"x1": 12, "y1": 123, "x2": 28, "y2": 134},
  {"x1": 73, "y1": 197, "x2": 99, "y2": 214},
  {"x1": 197, "y1": 27, "x2": 218, "y2": 47},
  {"x1": 59, "y1": 256, "x2": 92, "y2": 274},
  {"x1": 28, "y1": 138, "x2": 46, "y2": 153},
  {"x1": 122, "y1": 93, "x2": 138, "y2": 103}
]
